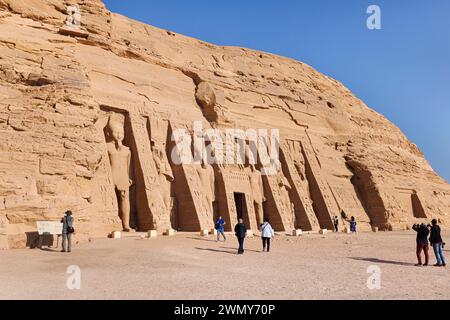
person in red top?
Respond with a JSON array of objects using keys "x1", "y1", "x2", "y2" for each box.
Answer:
[{"x1": 412, "y1": 223, "x2": 430, "y2": 266}]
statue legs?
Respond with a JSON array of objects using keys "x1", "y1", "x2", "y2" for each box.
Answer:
[
  {"x1": 255, "y1": 201, "x2": 263, "y2": 226},
  {"x1": 162, "y1": 179, "x2": 172, "y2": 212},
  {"x1": 206, "y1": 194, "x2": 214, "y2": 217},
  {"x1": 118, "y1": 188, "x2": 133, "y2": 232}
]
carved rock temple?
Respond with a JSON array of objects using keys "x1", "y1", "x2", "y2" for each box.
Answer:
[{"x1": 0, "y1": 0, "x2": 449, "y2": 249}]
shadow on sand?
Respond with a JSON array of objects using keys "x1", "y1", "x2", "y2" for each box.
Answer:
[
  {"x1": 39, "y1": 247, "x2": 61, "y2": 253},
  {"x1": 195, "y1": 247, "x2": 237, "y2": 255},
  {"x1": 350, "y1": 257, "x2": 416, "y2": 267},
  {"x1": 220, "y1": 246, "x2": 261, "y2": 253},
  {"x1": 187, "y1": 237, "x2": 219, "y2": 243}
]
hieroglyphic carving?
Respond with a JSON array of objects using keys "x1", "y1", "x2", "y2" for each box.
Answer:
[
  {"x1": 128, "y1": 112, "x2": 167, "y2": 231},
  {"x1": 265, "y1": 169, "x2": 295, "y2": 230},
  {"x1": 226, "y1": 191, "x2": 238, "y2": 228},
  {"x1": 300, "y1": 139, "x2": 338, "y2": 229},
  {"x1": 282, "y1": 139, "x2": 320, "y2": 231},
  {"x1": 149, "y1": 118, "x2": 175, "y2": 214},
  {"x1": 244, "y1": 193, "x2": 258, "y2": 231}
]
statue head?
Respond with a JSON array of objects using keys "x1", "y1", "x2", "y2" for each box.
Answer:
[
  {"x1": 107, "y1": 113, "x2": 126, "y2": 144},
  {"x1": 109, "y1": 122, "x2": 124, "y2": 143}
]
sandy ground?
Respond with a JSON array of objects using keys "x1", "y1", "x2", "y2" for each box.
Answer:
[{"x1": 0, "y1": 231, "x2": 449, "y2": 300}]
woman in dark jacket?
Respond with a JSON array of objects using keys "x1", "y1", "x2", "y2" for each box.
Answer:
[
  {"x1": 234, "y1": 218, "x2": 247, "y2": 255},
  {"x1": 429, "y1": 219, "x2": 446, "y2": 267},
  {"x1": 412, "y1": 223, "x2": 430, "y2": 266}
]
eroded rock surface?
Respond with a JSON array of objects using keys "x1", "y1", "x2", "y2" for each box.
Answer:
[{"x1": 1, "y1": 0, "x2": 449, "y2": 248}]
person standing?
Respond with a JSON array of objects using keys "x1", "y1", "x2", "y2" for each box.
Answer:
[
  {"x1": 260, "y1": 217, "x2": 275, "y2": 252},
  {"x1": 429, "y1": 219, "x2": 446, "y2": 267},
  {"x1": 412, "y1": 223, "x2": 430, "y2": 266},
  {"x1": 61, "y1": 210, "x2": 74, "y2": 253},
  {"x1": 234, "y1": 218, "x2": 247, "y2": 255},
  {"x1": 350, "y1": 216, "x2": 357, "y2": 233},
  {"x1": 215, "y1": 216, "x2": 227, "y2": 242},
  {"x1": 333, "y1": 216, "x2": 339, "y2": 232}
]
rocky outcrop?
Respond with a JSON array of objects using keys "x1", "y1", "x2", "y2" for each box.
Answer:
[{"x1": 1, "y1": 0, "x2": 449, "y2": 249}]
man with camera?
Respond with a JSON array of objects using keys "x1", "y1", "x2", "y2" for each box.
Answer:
[
  {"x1": 428, "y1": 219, "x2": 446, "y2": 267},
  {"x1": 61, "y1": 210, "x2": 75, "y2": 253}
]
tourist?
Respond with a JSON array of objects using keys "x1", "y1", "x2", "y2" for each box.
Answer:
[
  {"x1": 61, "y1": 210, "x2": 74, "y2": 253},
  {"x1": 234, "y1": 218, "x2": 247, "y2": 255},
  {"x1": 412, "y1": 223, "x2": 430, "y2": 266},
  {"x1": 429, "y1": 219, "x2": 446, "y2": 267},
  {"x1": 260, "y1": 217, "x2": 275, "y2": 252},
  {"x1": 350, "y1": 216, "x2": 357, "y2": 233},
  {"x1": 215, "y1": 216, "x2": 227, "y2": 242},
  {"x1": 333, "y1": 216, "x2": 339, "y2": 232}
]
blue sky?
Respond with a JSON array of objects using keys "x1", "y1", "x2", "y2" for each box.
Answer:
[{"x1": 103, "y1": 0, "x2": 450, "y2": 182}]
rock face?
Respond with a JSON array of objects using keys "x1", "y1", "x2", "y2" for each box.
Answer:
[{"x1": 0, "y1": 0, "x2": 449, "y2": 249}]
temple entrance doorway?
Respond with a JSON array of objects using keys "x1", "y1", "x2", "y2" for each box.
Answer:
[{"x1": 234, "y1": 193, "x2": 250, "y2": 227}]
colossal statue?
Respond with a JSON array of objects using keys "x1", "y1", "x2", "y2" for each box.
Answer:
[{"x1": 106, "y1": 114, "x2": 134, "y2": 232}]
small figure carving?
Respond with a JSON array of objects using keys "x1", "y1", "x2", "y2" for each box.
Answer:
[
  {"x1": 277, "y1": 173, "x2": 293, "y2": 218},
  {"x1": 196, "y1": 159, "x2": 215, "y2": 216},
  {"x1": 153, "y1": 144, "x2": 174, "y2": 212},
  {"x1": 249, "y1": 164, "x2": 266, "y2": 226}
]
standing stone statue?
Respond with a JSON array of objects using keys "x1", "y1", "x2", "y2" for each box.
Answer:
[
  {"x1": 106, "y1": 115, "x2": 134, "y2": 232},
  {"x1": 196, "y1": 159, "x2": 215, "y2": 216},
  {"x1": 249, "y1": 164, "x2": 266, "y2": 226},
  {"x1": 153, "y1": 144, "x2": 174, "y2": 212},
  {"x1": 65, "y1": 5, "x2": 81, "y2": 28}
]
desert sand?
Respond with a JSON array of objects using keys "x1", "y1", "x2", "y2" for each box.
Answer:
[{"x1": 1, "y1": 231, "x2": 449, "y2": 300}]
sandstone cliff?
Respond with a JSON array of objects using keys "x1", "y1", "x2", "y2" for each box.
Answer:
[{"x1": 1, "y1": 0, "x2": 449, "y2": 249}]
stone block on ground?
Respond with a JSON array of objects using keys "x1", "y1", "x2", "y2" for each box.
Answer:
[
  {"x1": 292, "y1": 229, "x2": 303, "y2": 236},
  {"x1": 147, "y1": 230, "x2": 157, "y2": 238},
  {"x1": 163, "y1": 229, "x2": 175, "y2": 236},
  {"x1": 111, "y1": 231, "x2": 121, "y2": 239}
]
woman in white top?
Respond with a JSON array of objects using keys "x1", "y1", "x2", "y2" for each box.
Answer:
[{"x1": 260, "y1": 217, "x2": 275, "y2": 252}]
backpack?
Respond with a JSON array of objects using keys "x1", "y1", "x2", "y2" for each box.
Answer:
[{"x1": 65, "y1": 216, "x2": 75, "y2": 234}]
